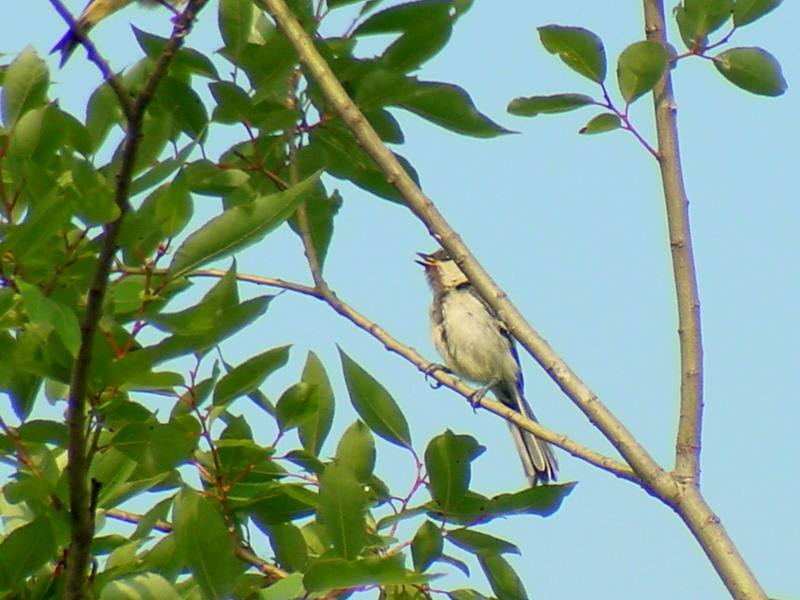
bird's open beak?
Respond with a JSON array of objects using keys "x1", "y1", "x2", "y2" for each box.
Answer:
[{"x1": 415, "y1": 252, "x2": 434, "y2": 267}]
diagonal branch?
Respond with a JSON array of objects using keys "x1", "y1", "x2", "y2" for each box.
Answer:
[
  {"x1": 260, "y1": 0, "x2": 672, "y2": 493},
  {"x1": 62, "y1": 3, "x2": 209, "y2": 598}
]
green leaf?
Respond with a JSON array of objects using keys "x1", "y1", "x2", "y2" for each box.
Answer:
[
  {"x1": 288, "y1": 182, "x2": 342, "y2": 270},
  {"x1": 298, "y1": 352, "x2": 335, "y2": 455},
  {"x1": 99, "y1": 573, "x2": 181, "y2": 600},
  {"x1": 339, "y1": 348, "x2": 412, "y2": 449},
  {"x1": 353, "y1": 0, "x2": 452, "y2": 35},
  {"x1": 168, "y1": 172, "x2": 320, "y2": 278},
  {"x1": 155, "y1": 76, "x2": 209, "y2": 141},
  {"x1": 86, "y1": 82, "x2": 124, "y2": 151},
  {"x1": 18, "y1": 281, "x2": 81, "y2": 356},
  {"x1": 335, "y1": 421, "x2": 376, "y2": 482},
  {"x1": 318, "y1": 463, "x2": 368, "y2": 560},
  {"x1": 538, "y1": 25, "x2": 607, "y2": 82},
  {"x1": 173, "y1": 487, "x2": 240, "y2": 600},
  {"x1": 304, "y1": 556, "x2": 429, "y2": 592},
  {"x1": 219, "y1": 0, "x2": 254, "y2": 60},
  {"x1": 397, "y1": 81, "x2": 512, "y2": 138},
  {"x1": 478, "y1": 554, "x2": 528, "y2": 600},
  {"x1": 617, "y1": 41, "x2": 670, "y2": 103},
  {"x1": 713, "y1": 46, "x2": 787, "y2": 96},
  {"x1": 259, "y1": 573, "x2": 306, "y2": 600},
  {"x1": 446, "y1": 528, "x2": 519, "y2": 556},
  {"x1": 579, "y1": 112, "x2": 621, "y2": 134},
  {"x1": 382, "y1": 18, "x2": 452, "y2": 73},
  {"x1": 447, "y1": 589, "x2": 490, "y2": 600},
  {"x1": 424, "y1": 431, "x2": 484, "y2": 512},
  {"x1": 267, "y1": 523, "x2": 309, "y2": 572},
  {"x1": 275, "y1": 382, "x2": 318, "y2": 431},
  {"x1": 507, "y1": 93, "x2": 596, "y2": 117},
  {"x1": 0, "y1": 517, "x2": 56, "y2": 588},
  {"x1": 2, "y1": 46, "x2": 49, "y2": 127},
  {"x1": 411, "y1": 520, "x2": 443, "y2": 572},
  {"x1": 485, "y1": 482, "x2": 576, "y2": 518},
  {"x1": 733, "y1": 0, "x2": 782, "y2": 26},
  {"x1": 675, "y1": 0, "x2": 733, "y2": 49},
  {"x1": 214, "y1": 346, "x2": 290, "y2": 405}
]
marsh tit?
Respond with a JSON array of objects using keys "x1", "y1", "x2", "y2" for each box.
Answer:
[
  {"x1": 417, "y1": 249, "x2": 557, "y2": 485},
  {"x1": 51, "y1": 0, "x2": 185, "y2": 66}
]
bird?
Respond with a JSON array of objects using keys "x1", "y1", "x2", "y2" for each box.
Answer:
[
  {"x1": 417, "y1": 249, "x2": 557, "y2": 485},
  {"x1": 51, "y1": 0, "x2": 185, "y2": 67}
]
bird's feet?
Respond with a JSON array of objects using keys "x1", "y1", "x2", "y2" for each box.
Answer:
[{"x1": 423, "y1": 362, "x2": 451, "y2": 388}]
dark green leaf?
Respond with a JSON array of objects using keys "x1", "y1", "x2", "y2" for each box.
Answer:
[
  {"x1": 411, "y1": 521, "x2": 443, "y2": 572},
  {"x1": 382, "y1": 18, "x2": 452, "y2": 73},
  {"x1": 168, "y1": 172, "x2": 320, "y2": 278},
  {"x1": 507, "y1": 93, "x2": 596, "y2": 117},
  {"x1": 275, "y1": 382, "x2": 318, "y2": 431},
  {"x1": 214, "y1": 346, "x2": 291, "y2": 405},
  {"x1": 2, "y1": 46, "x2": 49, "y2": 127},
  {"x1": 339, "y1": 348, "x2": 412, "y2": 448},
  {"x1": 288, "y1": 182, "x2": 341, "y2": 270},
  {"x1": 713, "y1": 46, "x2": 787, "y2": 96},
  {"x1": 478, "y1": 554, "x2": 528, "y2": 600},
  {"x1": 353, "y1": 0, "x2": 451, "y2": 35},
  {"x1": 485, "y1": 482, "x2": 576, "y2": 518},
  {"x1": 617, "y1": 41, "x2": 670, "y2": 103},
  {"x1": 173, "y1": 487, "x2": 240, "y2": 600},
  {"x1": 267, "y1": 523, "x2": 309, "y2": 571},
  {"x1": 446, "y1": 528, "x2": 519, "y2": 556},
  {"x1": 335, "y1": 421, "x2": 376, "y2": 482},
  {"x1": 318, "y1": 463, "x2": 368, "y2": 560},
  {"x1": 298, "y1": 352, "x2": 335, "y2": 455},
  {"x1": 733, "y1": 0, "x2": 782, "y2": 26},
  {"x1": 304, "y1": 556, "x2": 429, "y2": 592},
  {"x1": 424, "y1": 431, "x2": 484, "y2": 512},
  {"x1": 155, "y1": 76, "x2": 209, "y2": 141},
  {"x1": 398, "y1": 81, "x2": 512, "y2": 138},
  {"x1": 538, "y1": 25, "x2": 607, "y2": 82}
]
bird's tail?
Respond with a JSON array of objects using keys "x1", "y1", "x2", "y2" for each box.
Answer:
[{"x1": 500, "y1": 387, "x2": 558, "y2": 485}]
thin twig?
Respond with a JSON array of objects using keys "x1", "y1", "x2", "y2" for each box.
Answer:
[{"x1": 61, "y1": 3, "x2": 209, "y2": 598}]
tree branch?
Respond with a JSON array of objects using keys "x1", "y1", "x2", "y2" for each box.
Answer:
[
  {"x1": 260, "y1": 0, "x2": 670, "y2": 490},
  {"x1": 642, "y1": 3, "x2": 766, "y2": 599},
  {"x1": 642, "y1": 0, "x2": 705, "y2": 486},
  {"x1": 62, "y1": 3, "x2": 208, "y2": 598}
]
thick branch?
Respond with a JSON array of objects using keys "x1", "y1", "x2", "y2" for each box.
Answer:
[
  {"x1": 261, "y1": 0, "x2": 672, "y2": 493},
  {"x1": 642, "y1": 0, "x2": 704, "y2": 485},
  {"x1": 62, "y1": 3, "x2": 208, "y2": 598}
]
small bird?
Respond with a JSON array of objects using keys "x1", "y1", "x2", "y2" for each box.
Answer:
[
  {"x1": 417, "y1": 249, "x2": 557, "y2": 485},
  {"x1": 51, "y1": 0, "x2": 185, "y2": 67}
]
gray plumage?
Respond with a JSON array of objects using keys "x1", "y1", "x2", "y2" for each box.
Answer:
[{"x1": 418, "y1": 249, "x2": 557, "y2": 485}]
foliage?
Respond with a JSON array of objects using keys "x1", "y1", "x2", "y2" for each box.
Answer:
[
  {"x1": 0, "y1": 0, "x2": 786, "y2": 598},
  {"x1": 0, "y1": 1, "x2": 571, "y2": 598}
]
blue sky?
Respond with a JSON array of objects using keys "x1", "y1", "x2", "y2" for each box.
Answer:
[{"x1": 3, "y1": 1, "x2": 799, "y2": 598}]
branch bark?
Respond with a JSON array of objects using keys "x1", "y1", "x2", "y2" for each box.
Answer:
[
  {"x1": 643, "y1": 3, "x2": 765, "y2": 599},
  {"x1": 642, "y1": 0, "x2": 704, "y2": 485},
  {"x1": 60, "y1": 3, "x2": 208, "y2": 597}
]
